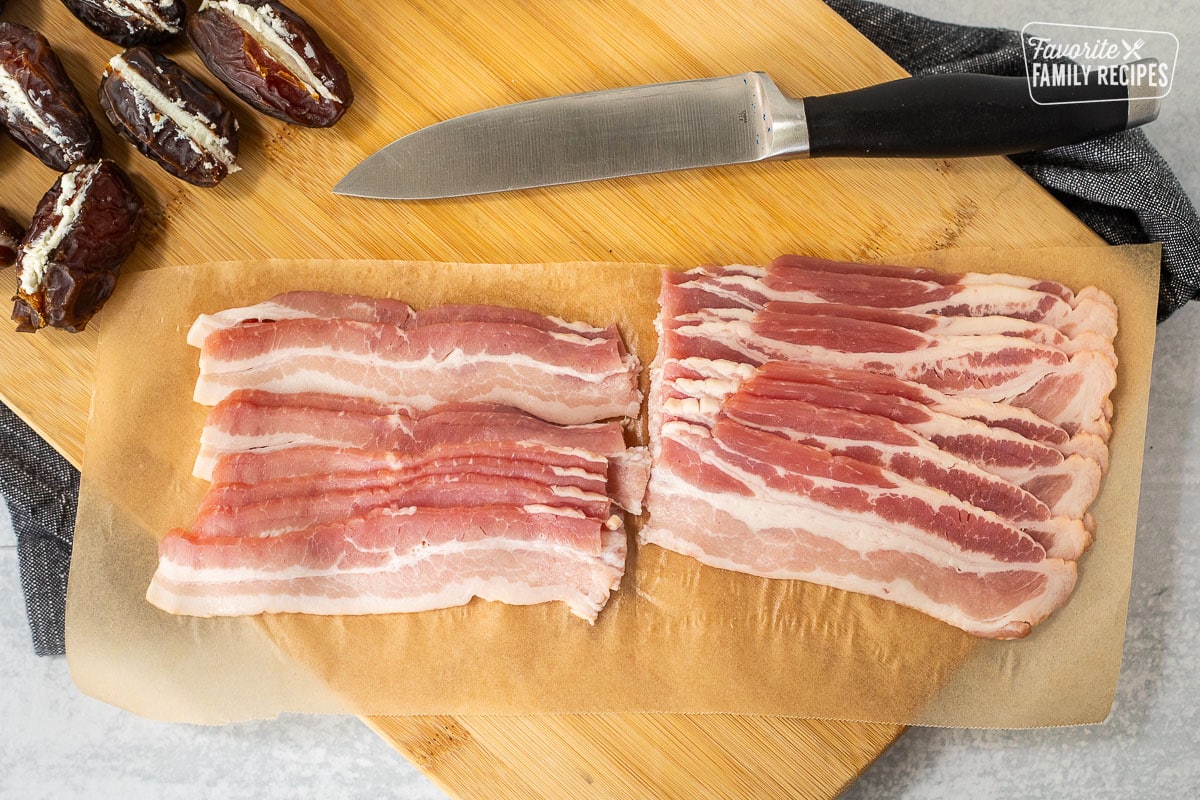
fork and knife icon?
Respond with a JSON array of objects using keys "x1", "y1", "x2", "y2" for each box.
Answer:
[{"x1": 1122, "y1": 38, "x2": 1146, "y2": 60}]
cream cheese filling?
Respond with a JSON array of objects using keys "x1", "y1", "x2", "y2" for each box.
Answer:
[
  {"x1": 0, "y1": 67, "x2": 75, "y2": 150},
  {"x1": 87, "y1": 0, "x2": 181, "y2": 31},
  {"x1": 19, "y1": 163, "x2": 99, "y2": 295},
  {"x1": 201, "y1": 0, "x2": 340, "y2": 103},
  {"x1": 107, "y1": 53, "x2": 239, "y2": 169}
]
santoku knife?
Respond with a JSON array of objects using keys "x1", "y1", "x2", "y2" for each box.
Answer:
[{"x1": 334, "y1": 69, "x2": 1161, "y2": 200}]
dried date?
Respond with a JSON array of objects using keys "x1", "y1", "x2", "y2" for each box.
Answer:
[
  {"x1": 100, "y1": 46, "x2": 240, "y2": 187},
  {"x1": 0, "y1": 208, "x2": 23, "y2": 268},
  {"x1": 0, "y1": 22, "x2": 101, "y2": 171},
  {"x1": 60, "y1": 0, "x2": 187, "y2": 47},
  {"x1": 188, "y1": 0, "x2": 352, "y2": 127},
  {"x1": 12, "y1": 160, "x2": 144, "y2": 333}
]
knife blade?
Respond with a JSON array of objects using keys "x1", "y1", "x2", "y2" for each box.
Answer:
[{"x1": 334, "y1": 68, "x2": 1160, "y2": 200}]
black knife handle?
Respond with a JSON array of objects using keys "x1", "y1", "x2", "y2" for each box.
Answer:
[{"x1": 804, "y1": 71, "x2": 1153, "y2": 158}]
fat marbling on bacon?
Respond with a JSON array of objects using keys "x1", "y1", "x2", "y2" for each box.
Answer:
[
  {"x1": 642, "y1": 255, "x2": 1119, "y2": 639},
  {"x1": 192, "y1": 296, "x2": 641, "y2": 425},
  {"x1": 146, "y1": 291, "x2": 648, "y2": 624}
]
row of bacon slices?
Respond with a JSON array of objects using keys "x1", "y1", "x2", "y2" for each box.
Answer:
[
  {"x1": 147, "y1": 255, "x2": 1119, "y2": 639},
  {"x1": 147, "y1": 292, "x2": 647, "y2": 623},
  {"x1": 642, "y1": 255, "x2": 1117, "y2": 638}
]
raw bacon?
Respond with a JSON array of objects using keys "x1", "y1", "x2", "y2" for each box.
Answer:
[
  {"x1": 741, "y1": 300, "x2": 1116, "y2": 364},
  {"x1": 192, "y1": 472, "x2": 616, "y2": 539},
  {"x1": 148, "y1": 293, "x2": 648, "y2": 623},
  {"x1": 708, "y1": 390, "x2": 1090, "y2": 559},
  {"x1": 188, "y1": 296, "x2": 640, "y2": 426},
  {"x1": 200, "y1": 441, "x2": 611, "y2": 515},
  {"x1": 193, "y1": 390, "x2": 648, "y2": 514},
  {"x1": 187, "y1": 291, "x2": 417, "y2": 346},
  {"x1": 644, "y1": 257, "x2": 1117, "y2": 638},
  {"x1": 193, "y1": 316, "x2": 641, "y2": 425},
  {"x1": 667, "y1": 307, "x2": 1115, "y2": 437},
  {"x1": 665, "y1": 265, "x2": 1117, "y2": 343},
  {"x1": 659, "y1": 358, "x2": 1104, "y2": 522},
  {"x1": 640, "y1": 420, "x2": 1076, "y2": 638},
  {"x1": 148, "y1": 506, "x2": 627, "y2": 623}
]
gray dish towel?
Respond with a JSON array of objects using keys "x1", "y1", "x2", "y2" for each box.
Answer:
[{"x1": 4, "y1": 0, "x2": 1199, "y2": 656}]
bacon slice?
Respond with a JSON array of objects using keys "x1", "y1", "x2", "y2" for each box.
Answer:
[
  {"x1": 748, "y1": 300, "x2": 1117, "y2": 365},
  {"x1": 194, "y1": 390, "x2": 649, "y2": 514},
  {"x1": 193, "y1": 316, "x2": 641, "y2": 425},
  {"x1": 705, "y1": 391, "x2": 1090, "y2": 559},
  {"x1": 666, "y1": 308, "x2": 1115, "y2": 437},
  {"x1": 187, "y1": 290, "x2": 416, "y2": 346},
  {"x1": 147, "y1": 506, "x2": 626, "y2": 623},
  {"x1": 666, "y1": 265, "x2": 1117, "y2": 344},
  {"x1": 658, "y1": 358, "x2": 1105, "y2": 522},
  {"x1": 770, "y1": 254, "x2": 1080, "y2": 303},
  {"x1": 764, "y1": 261, "x2": 1116, "y2": 341},
  {"x1": 194, "y1": 390, "x2": 626, "y2": 474},
  {"x1": 202, "y1": 439, "x2": 609, "y2": 511},
  {"x1": 641, "y1": 421, "x2": 1077, "y2": 638}
]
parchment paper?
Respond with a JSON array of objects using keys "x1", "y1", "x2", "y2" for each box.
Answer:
[{"x1": 65, "y1": 245, "x2": 1159, "y2": 727}]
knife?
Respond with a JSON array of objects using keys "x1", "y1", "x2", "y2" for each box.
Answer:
[{"x1": 334, "y1": 68, "x2": 1161, "y2": 200}]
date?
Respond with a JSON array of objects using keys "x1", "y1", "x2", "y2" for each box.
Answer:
[
  {"x1": 12, "y1": 160, "x2": 144, "y2": 333},
  {"x1": 0, "y1": 208, "x2": 23, "y2": 268},
  {"x1": 0, "y1": 22, "x2": 101, "y2": 171},
  {"x1": 60, "y1": 0, "x2": 187, "y2": 47},
  {"x1": 100, "y1": 47, "x2": 240, "y2": 187},
  {"x1": 188, "y1": 0, "x2": 352, "y2": 127}
]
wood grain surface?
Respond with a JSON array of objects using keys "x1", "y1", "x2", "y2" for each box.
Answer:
[{"x1": 1, "y1": 0, "x2": 1102, "y2": 797}]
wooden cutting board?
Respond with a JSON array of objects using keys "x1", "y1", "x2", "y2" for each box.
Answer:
[{"x1": 1, "y1": 0, "x2": 1104, "y2": 796}]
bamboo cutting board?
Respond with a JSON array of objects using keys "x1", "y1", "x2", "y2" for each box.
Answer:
[{"x1": 1, "y1": 0, "x2": 1105, "y2": 797}]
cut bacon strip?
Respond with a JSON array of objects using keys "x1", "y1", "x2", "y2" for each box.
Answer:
[
  {"x1": 193, "y1": 317, "x2": 641, "y2": 425},
  {"x1": 194, "y1": 390, "x2": 649, "y2": 514},
  {"x1": 770, "y1": 254, "x2": 1079, "y2": 303},
  {"x1": 641, "y1": 421, "x2": 1077, "y2": 638},
  {"x1": 147, "y1": 505, "x2": 626, "y2": 623},
  {"x1": 657, "y1": 358, "x2": 1105, "y2": 521},
  {"x1": 664, "y1": 265, "x2": 1117, "y2": 343},
  {"x1": 187, "y1": 291, "x2": 417, "y2": 347},
  {"x1": 192, "y1": 471, "x2": 616, "y2": 539},
  {"x1": 666, "y1": 310, "x2": 1115, "y2": 437},
  {"x1": 194, "y1": 390, "x2": 626, "y2": 475},
  {"x1": 201, "y1": 441, "x2": 609, "y2": 513}
]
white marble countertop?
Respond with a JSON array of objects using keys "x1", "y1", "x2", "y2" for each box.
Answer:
[{"x1": 3, "y1": 1, "x2": 1198, "y2": 798}]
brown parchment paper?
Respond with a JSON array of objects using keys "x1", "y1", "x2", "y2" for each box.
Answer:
[{"x1": 66, "y1": 245, "x2": 1158, "y2": 727}]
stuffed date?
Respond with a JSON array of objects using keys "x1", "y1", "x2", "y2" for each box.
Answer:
[
  {"x1": 100, "y1": 46, "x2": 240, "y2": 186},
  {"x1": 0, "y1": 22, "x2": 102, "y2": 171},
  {"x1": 60, "y1": 0, "x2": 187, "y2": 47},
  {"x1": 12, "y1": 160, "x2": 143, "y2": 333},
  {"x1": 187, "y1": 0, "x2": 352, "y2": 127}
]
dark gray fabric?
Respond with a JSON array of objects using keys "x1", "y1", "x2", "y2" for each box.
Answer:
[
  {"x1": 826, "y1": 0, "x2": 1200, "y2": 321},
  {"x1": 4, "y1": 1, "x2": 1200, "y2": 658},
  {"x1": 1, "y1": 402, "x2": 78, "y2": 656}
]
